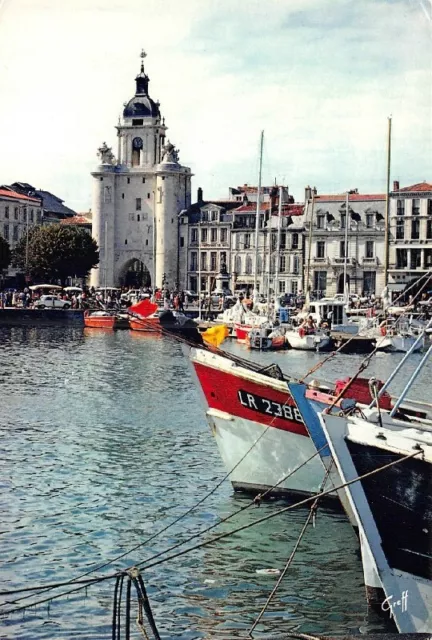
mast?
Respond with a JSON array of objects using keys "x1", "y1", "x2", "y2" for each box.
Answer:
[
  {"x1": 266, "y1": 221, "x2": 271, "y2": 317},
  {"x1": 343, "y1": 191, "x2": 349, "y2": 302},
  {"x1": 198, "y1": 214, "x2": 202, "y2": 321},
  {"x1": 253, "y1": 131, "x2": 264, "y2": 302},
  {"x1": 384, "y1": 116, "x2": 392, "y2": 287},
  {"x1": 273, "y1": 186, "x2": 283, "y2": 304},
  {"x1": 304, "y1": 190, "x2": 314, "y2": 298}
]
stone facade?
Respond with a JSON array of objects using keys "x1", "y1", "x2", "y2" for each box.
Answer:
[
  {"x1": 0, "y1": 187, "x2": 43, "y2": 280},
  {"x1": 90, "y1": 53, "x2": 192, "y2": 289},
  {"x1": 304, "y1": 188, "x2": 386, "y2": 297},
  {"x1": 388, "y1": 181, "x2": 432, "y2": 291},
  {"x1": 179, "y1": 185, "x2": 305, "y2": 295}
]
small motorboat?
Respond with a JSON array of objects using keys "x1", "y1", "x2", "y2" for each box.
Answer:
[
  {"x1": 246, "y1": 326, "x2": 286, "y2": 351},
  {"x1": 129, "y1": 316, "x2": 161, "y2": 332},
  {"x1": 84, "y1": 310, "x2": 117, "y2": 329},
  {"x1": 285, "y1": 327, "x2": 331, "y2": 351}
]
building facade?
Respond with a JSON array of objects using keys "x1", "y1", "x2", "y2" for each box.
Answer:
[
  {"x1": 304, "y1": 188, "x2": 386, "y2": 297},
  {"x1": 0, "y1": 187, "x2": 42, "y2": 282},
  {"x1": 178, "y1": 185, "x2": 305, "y2": 296},
  {"x1": 179, "y1": 189, "x2": 238, "y2": 293},
  {"x1": 90, "y1": 52, "x2": 192, "y2": 289},
  {"x1": 388, "y1": 181, "x2": 432, "y2": 291}
]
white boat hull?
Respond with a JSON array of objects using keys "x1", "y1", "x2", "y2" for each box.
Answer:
[
  {"x1": 207, "y1": 408, "x2": 335, "y2": 497},
  {"x1": 286, "y1": 331, "x2": 331, "y2": 351},
  {"x1": 376, "y1": 334, "x2": 424, "y2": 353}
]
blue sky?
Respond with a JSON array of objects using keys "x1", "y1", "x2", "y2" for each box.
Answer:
[{"x1": 0, "y1": 0, "x2": 430, "y2": 211}]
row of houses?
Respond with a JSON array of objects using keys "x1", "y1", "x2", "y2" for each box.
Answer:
[
  {"x1": 178, "y1": 181, "x2": 432, "y2": 297},
  {"x1": 0, "y1": 182, "x2": 90, "y2": 285},
  {"x1": 1, "y1": 175, "x2": 431, "y2": 297}
]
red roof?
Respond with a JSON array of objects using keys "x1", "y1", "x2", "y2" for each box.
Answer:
[
  {"x1": 315, "y1": 194, "x2": 385, "y2": 202},
  {"x1": 0, "y1": 188, "x2": 40, "y2": 203},
  {"x1": 60, "y1": 216, "x2": 91, "y2": 225},
  {"x1": 280, "y1": 204, "x2": 304, "y2": 216},
  {"x1": 399, "y1": 182, "x2": 432, "y2": 192},
  {"x1": 234, "y1": 203, "x2": 270, "y2": 213}
]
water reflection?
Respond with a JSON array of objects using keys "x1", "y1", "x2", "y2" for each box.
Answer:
[{"x1": 0, "y1": 328, "x2": 414, "y2": 638}]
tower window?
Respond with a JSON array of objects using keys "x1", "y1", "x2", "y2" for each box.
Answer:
[
  {"x1": 136, "y1": 198, "x2": 142, "y2": 211},
  {"x1": 127, "y1": 178, "x2": 130, "y2": 184},
  {"x1": 132, "y1": 119, "x2": 144, "y2": 126},
  {"x1": 137, "y1": 214, "x2": 140, "y2": 221},
  {"x1": 122, "y1": 193, "x2": 125, "y2": 199},
  {"x1": 171, "y1": 218, "x2": 174, "y2": 224},
  {"x1": 147, "y1": 193, "x2": 151, "y2": 199},
  {"x1": 162, "y1": 176, "x2": 165, "y2": 181},
  {"x1": 100, "y1": 177, "x2": 103, "y2": 182},
  {"x1": 125, "y1": 239, "x2": 128, "y2": 245},
  {"x1": 180, "y1": 237, "x2": 184, "y2": 247},
  {"x1": 142, "y1": 177, "x2": 145, "y2": 183},
  {"x1": 146, "y1": 239, "x2": 148, "y2": 246}
]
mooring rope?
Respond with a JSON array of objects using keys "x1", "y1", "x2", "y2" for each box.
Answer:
[
  {"x1": 0, "y1": 448, "x2": 422, "y2": 618},
  {"x1": 248, "y1": 463, "x2": 333, "y2": 637}
]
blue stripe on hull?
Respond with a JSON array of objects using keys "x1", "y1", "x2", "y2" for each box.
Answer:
[{"x1": 288, "y1": 383, "x2": 331, "y2": 457}]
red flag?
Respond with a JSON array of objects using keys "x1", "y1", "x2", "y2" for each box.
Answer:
[{"x1": 129, "y1": 298, "x2": 158, "y2": 317}]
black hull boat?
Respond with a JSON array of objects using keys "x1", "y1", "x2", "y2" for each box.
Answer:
[{"x1": 320, "y1": 411, "x2": 432, "y2": 632}]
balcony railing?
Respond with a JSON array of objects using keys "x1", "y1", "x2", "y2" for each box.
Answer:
[
  {"x1": 362, "y1": 256, "x2": 379, "y2": 265},
  {"x1": 331, "y1": 257, "x2": 356, "y2": 265}
]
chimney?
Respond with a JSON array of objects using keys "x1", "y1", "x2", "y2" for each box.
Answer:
[
  {"x1": 197, "y1": 187, "x2": 203, "y2": 202},
  {"x1": 305, "y1": 185, "x2": 312, "y2": 201},
  {"x1": 313, "y1": 186, "x2": 317, "y2": 196},
  {"x1": 393, "y1": 180, "x2": 399, "y2": 191}
]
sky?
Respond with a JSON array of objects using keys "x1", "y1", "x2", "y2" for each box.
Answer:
[{"x1": 0, "y1": 0, "x2": 430, "y2": 212}]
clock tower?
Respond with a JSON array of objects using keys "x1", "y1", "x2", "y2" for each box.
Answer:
[{"x1": 90, "y1": 51, "x2": 192, "y2": 289}]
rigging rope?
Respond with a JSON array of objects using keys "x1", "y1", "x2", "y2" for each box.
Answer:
[
  {"x1": 0, "y1": 448, "x2": 422, "y2": 617},
  {"x1": 248, "y1": 463, "x2": 333, "y2": 637}
]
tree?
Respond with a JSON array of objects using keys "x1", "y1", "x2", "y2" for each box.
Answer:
[
  {"x1": 13, "y1": 225, "x2": 99, "y2": 284},
  {"x1": 0, "y1": 235, "x2": 11, "y2": 273}
]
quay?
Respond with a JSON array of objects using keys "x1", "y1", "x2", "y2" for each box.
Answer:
[{"x1": 0, "y1": 308, "x2": 85, "y2": 326}]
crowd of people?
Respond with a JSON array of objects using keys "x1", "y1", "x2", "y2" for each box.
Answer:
[{"x1": 0, "y1": 286, "x2": 201, "y2": 311}]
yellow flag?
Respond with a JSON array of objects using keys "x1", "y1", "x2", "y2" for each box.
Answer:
[{"x1": 202, "y1": 324, "x2": 230, "y2": 348}]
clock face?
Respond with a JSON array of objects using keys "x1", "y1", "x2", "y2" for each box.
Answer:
[{"x1": 133, "y1": 137, "x2": 143, "y2": 150}]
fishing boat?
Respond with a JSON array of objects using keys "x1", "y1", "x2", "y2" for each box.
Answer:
[
  {"x1": 320, "y1": 408, "x2": 432, "y2": 632},
  {"x1": 187, "y1": 345, "x2": 336, "y2": 498}
]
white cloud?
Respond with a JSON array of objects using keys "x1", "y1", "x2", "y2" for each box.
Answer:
[{"x1": 0, "y1": 0, "x2": 430, "y2": 210}]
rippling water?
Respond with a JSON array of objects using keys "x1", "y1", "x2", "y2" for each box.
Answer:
[{"x1": 1, "y1": 326, "x2": 430, "y2": 638}]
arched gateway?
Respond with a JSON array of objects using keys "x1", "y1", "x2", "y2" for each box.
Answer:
[{"x1": 118, "y1": 259, "x2": 151, "y2": 287}]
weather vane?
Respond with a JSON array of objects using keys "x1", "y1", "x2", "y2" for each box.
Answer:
[{"x1": 140, "y1": 49, "x2": 147, "y2": 73}]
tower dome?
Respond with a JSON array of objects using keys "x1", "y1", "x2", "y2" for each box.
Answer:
[{"x1": 122, "y1": 50, "x2": 161, "y2": 119}]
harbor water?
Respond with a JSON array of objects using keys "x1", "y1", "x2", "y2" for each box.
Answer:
[{"x1": 1, "y1": 326, "x2": 430, "y2": 639}]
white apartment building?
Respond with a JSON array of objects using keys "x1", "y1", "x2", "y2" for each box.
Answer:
[
  {"x1": 0, "y1": 187, "x2": 43, "y2": 283},
  {"x1": 304, "y1": 188, "x2": 386, "y2": 297},
  {"x1": 388, "y1": 181, "x2": 432, "y2": 291}
]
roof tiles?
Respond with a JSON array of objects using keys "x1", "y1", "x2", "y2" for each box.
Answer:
[{"x1": 0, "y1": 188, "x2": 40, "y2": 203}]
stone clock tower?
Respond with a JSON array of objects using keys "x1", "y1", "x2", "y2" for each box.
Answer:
[{"x1": 90, "y1": 51, "x2": 192, "y2": 289}]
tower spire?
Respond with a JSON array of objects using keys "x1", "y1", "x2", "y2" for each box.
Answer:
[{"x1": 135, "y1": 49, "x2": 149, "y2": 96}]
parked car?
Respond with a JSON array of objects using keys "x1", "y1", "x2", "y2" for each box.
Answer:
[
  {"x1": 34, "y1": 295, "x2": 71, "y2": 309},
  {"x1": 183, "y1": 290, "x2": 199, "y2": 302},
  {"x1": 120, "y1": 289, "x2": 150, "y2": 302}
]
